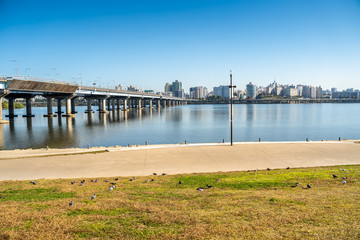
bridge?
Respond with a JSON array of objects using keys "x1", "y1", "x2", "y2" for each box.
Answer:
[{"x1": 0, "y1": 76, "x2": 187, "y2": 124}]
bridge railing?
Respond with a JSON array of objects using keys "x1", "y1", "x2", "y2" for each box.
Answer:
[{"x1": 0, "y1": 75, "x2": 77, "y2": 86}]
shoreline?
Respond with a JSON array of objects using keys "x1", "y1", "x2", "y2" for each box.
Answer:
[{"x1": 0, "y1": 140, "x2": 359, "y2": 181}]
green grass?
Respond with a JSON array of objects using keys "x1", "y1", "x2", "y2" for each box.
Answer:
[{"x1": 0, "y1": 165, "x2": 359, "y2": 239}]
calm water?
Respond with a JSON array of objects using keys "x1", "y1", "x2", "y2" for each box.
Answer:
[{"x1": 1, "y1": 104, "x2": 360, "y2": 150}]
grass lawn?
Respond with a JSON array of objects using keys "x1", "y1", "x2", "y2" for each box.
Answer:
[{"x1": 0, "y1": 165, "x2": 359, "y2": 239}]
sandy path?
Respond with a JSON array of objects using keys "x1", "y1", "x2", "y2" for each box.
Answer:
[{"x1": 0, "y1": 141, "x2": 359, "y2": 180}]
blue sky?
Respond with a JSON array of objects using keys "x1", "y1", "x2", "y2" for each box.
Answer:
[{"x1": 0, "y1": 0, "x2": 359, "y2": 92}]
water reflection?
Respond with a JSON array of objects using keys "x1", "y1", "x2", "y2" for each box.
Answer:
[{"x1": 1, "y1": 104, "x2": 360, "y2": 150}]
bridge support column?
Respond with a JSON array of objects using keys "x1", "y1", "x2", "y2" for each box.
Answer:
[
  {"x1": 163, "y1": 100, "x2": 167, "y2": 108},
  {"x1": 123, "y1": 99, "x2": 128, "y2": 111},
  {"x1": 0, "y1": 97, "x2": 9, "y2": 124},
  {"x1": 149, "y1": 100, "x2": 153, "y2": 108},
  {"x1": 62, "y1": 98, "x2": 74, "y2": 117},
  {"x1": 107, "y1": 99, "x2": 111, "y2": 111},
  {"x1": 56, "y1": 99, "x2": 63, "y2": 115},
  {"x1": 5, "y1": 98, "x2": 18, "y2": 118},
  {"x1": 116, "y1": 99, "x2": 120, "y2": 111},
  {"x1": 44, "y1": 97, "x2": 56, "y2": 117},
  {"x1": 71, "y1": 98, "x2": 77, "y2": 114},
  {"x1": 112, "y1": 99, "x2": 116, "y2": 112},
  {"x1": 22, "y1": 98, "x2": 35, "y2": 117},
  {"x1": 85, "y1": 98, "x2": 94, "y2": 113},
  {"x1": 157, "y1": 100, "x2": 161, "y2": 108},
  {"x1": 100, "y1": 98, "x2": 109, "y2": 113}
]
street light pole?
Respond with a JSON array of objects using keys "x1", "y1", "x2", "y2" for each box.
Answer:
[{"x1": 229, "y1": 70, "x2": 236, "y2": 146}]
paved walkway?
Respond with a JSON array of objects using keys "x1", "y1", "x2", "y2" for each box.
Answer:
[{"x1": 0, "y1": 141, "x2": 359, "y2": 180}]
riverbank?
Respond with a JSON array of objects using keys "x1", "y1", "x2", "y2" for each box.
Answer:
[{"x1": 0, "y1": 140, "x2": 359, "y2": 180}]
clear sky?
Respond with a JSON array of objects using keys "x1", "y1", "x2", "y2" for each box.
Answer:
[{"x1": 0, "y1": 0, "x2": 359, "y2": 92}]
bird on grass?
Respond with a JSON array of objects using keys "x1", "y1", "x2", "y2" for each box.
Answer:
[
  {"x1": 108, "y1": 186, "x2": 115, "y2": 191},
  {"x1": 132, "y1": 177, "x2": 135, "y2": 180},
  {"x1": 291, "y1": 182, "x2": 299, "y2": 188},
  {"x1": 333, "y1": 174, "x2": 338, "y2": 178},
  {"x1": 178, "y1": 181, "x2": 182, "y2": 184},
  {"x1": 110, "y1": 182, "x2": 116, "y2": 185},
  {"x1": 267, "y1": 168, "x2": 271, "y2": 171},
  {"x1": 162, "y1": 173, "x2": 167, "y2": 176},
  {"x1": 342, "y1": 180, "x2": 347, "y2": 184},
  {"x1": 286, "y1": 167, "x2": 290, "y2": 170},
  {"x1": 115, "y1": 178, "x2": 119, "y2": 181},
  {"x1": 81, "y1": 180, "x2": 85, "y2": 183},
  {"x1": 342, "y1": 177, "x2": 347, "y2": 180},
  {"x1": 129, "y1": 179, "x2": 133, "y2": 181},
  {"x1": 247, "y1": 170, "x2": 251, "y2": 172},
  {"x1": 89, "y1": 193, "x2": 96, "y2": 200},
  {"x1": 80, "y1": 182, "x2": 84, "y2": 186},
  {"x1": 254, "y1": 169, "x2": 258, "y2": 172},
  {"x1": 341, "y1": 169, "x2": 346, "y2": 172},
  {"x1": 71, "y1": 181, "x2": 76, "y2": 185},
  {"x1": 197, "y1": 187, "x2": 204, "y2": 192},
  {"x1": 153, "y1": 173, "x2": 157, "y2": 176},
  {"x1": 145, "y1": 179, "x2": 148, "y2": 183},
  {"x1": 151, "y1": 179, "x2": 155, "y2": 182},
  {"x1": 30, "y1": 181, "x2": 36, "y2": 185},
  {"x1": 69, "y1": 201, "x2": 74, "y2": 207},
  {"x1": 104, "y1": 180, "x2": 109, "y2": 182},
  {"x1": 207, "y1": 185, "x2": 212, "y2": 188},
  {"x1": 216, "y1": 179, "x2": 219, "y2": 183},
  {"x1": 307, "y1": 183, "x2": 311, "y2": 188}
]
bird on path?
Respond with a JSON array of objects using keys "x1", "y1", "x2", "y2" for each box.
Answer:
[
  {"x1": 153, "y1": 173, "x2": 157, "y2": 176},
  {"x1": 69, "y1": 201, "x2": 74, "y2": 207},
  {"x1": 89, "y1": 193, "x2": 96, "y2": 200},
  {"x1": 30, "y1": 181, "x2": 36, "y2": 185},
  {"x1": 307, "y1": 183, "x2": 311, "y2": 188},
  {"x1": 162, "y1": 173, "x2": 167, "y2": 176},
  {"x1": 333, "y1": 174, "x2": 338, "y2": 178}
]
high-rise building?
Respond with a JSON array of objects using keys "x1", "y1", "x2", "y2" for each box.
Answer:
[
  {"x1": 246, "y1": 82, "x2": 257, "y2": 99},
  {"x1": 164, "y1": 80, "x2": 184, "y2": 98},
  {"x1": 213, "y1": 85, "x2": 230, "y2": 99},
  {"x1": 164, "y1": 83, "x2": 172, "y2": 93},
  {"x1": 189, "y1": 86, "x2": 208, "y2": 99},
  {"x1": 316, "y1": 86, "x2": 322, "y2": 99},
  {"x1": 128, "y1": 84, "x2": 142, "y2": 92},
  {"x1": 310, "y1": 86, "x2": 316, "y2": 99}
]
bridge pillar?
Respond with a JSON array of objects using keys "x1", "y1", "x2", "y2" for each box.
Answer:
[
  {"x1": 85, "y1": 98, "x2": 94, "y2": 113},
  {"x1": 0, "y1": 97, "x2": 9, "y2": 124},
  {"x1": 100, "y1": 98, "x2": 108, "y2": 113},
  {"x1": 116, "y1": 99, "x2": 120, "y2": 111},
  {"x1": 157, "y1": 100, "x2": 161, "y2": 108},
  {"x1": 62, "y1": 98, "x2": 74, "y2": 117},
  {"x1": 149, "y1": 99, "x2": 153, "y2": 108},
  {"x1": 22, "y1": 97, "x2": 35, "y2": 117},
  {"x1": 137, "y1": 99, "x2": 142, "y2": 109},
  {"x1": 163, "y1": 100, "x2": 167, "y2": 108},
  {"x1": 44, "y1": 97, "x2": 56, "y2": 117},
  {"x1": 5, "y1": 98, "x2": 18, "y2": 118},
  {"x1": 56, "y1": 98, "x2": 63, "y2": 115},
  {"x1": 71, "y1": 98, "x2": 77, "y2": 114},
  {"x1": 123, "y1": 98, "x2": 128, "y2": 111},
  {"x1": 107, "y1": 99, "x2": 111, "y2": 111},
  {"x1": 112, "y1": 99, "x2": 116, "y2": 112}
]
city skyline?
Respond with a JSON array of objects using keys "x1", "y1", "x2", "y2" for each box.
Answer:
[{"x1": 1, "y1": 0, "x2": 360, "y2": 92}]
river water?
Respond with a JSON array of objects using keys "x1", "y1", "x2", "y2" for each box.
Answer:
[{"x1": 0, "y1": 103, "x2": 359, "y2": 150}]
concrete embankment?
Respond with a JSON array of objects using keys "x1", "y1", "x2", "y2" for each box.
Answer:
[{"x1": 0, "y1": 141, "x2": 359, "y2": 180}]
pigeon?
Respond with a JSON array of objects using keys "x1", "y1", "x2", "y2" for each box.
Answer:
[
  {"x1": 341, "y1": 169, "x2": 346, "y2": 172},
  {"x1": 162, "y1": 173, "x2": 167, "y2": 176},
  {"x1": 197, "y1": 187, "x2": 204, "y2": 192},
  {"x1": 80, "y1": 182, "x2": 84, "y2": 186},
  {"x1": 247, "y1": 170, "x2": 251, "y2": 172},
  {"x1": 132, "y1": 177, "x2": 135, "y2": 180},
  {"x1": 333, "y1": 174, "x2": 338, "y2": 178},
  {"x1": 129, "y1": 179, "x2": 133, "y2": 181},
  {"x1": 145, "y1": 179, "x2": 148, "y2": 183},
  {"x1": 30, "y1": 181, "x2": 36, "y2": 185},
  {"x1": 267, "y1": 168, "x2": 270, "y2": 171},
  {"x1": 151, "y1": 179, "x2": 155, "y2": 182},
  {"x1": 286, "y1": 167, "x2": 290, "y2": 170},
  {"x1": 342, "y1": 177, "x2": 347, "y2": 180},
  {"x1": 307, "y1": 183, "x2": 311, "y2": 188},
  {"x1": 178, "y1": 181, "x2": 182, "y2": 184},
  {"x1": 216, "y1": 179, "x2": 219, "y2": 183},
  {"x1": 206, "y1": 185, "x2": 212, "y2": 188},
  {"x1": 108, "y1": 186, "x2": 115, "y2": 191},
  {"x1": 295, "y1": 182, "x2": 299, "y2": 186},
  {"x1": 89, "y1": 193, "x2": 96, "y2": 200},
  {"x1": 153, "y1": 173, "x2": 157, "y2": 176},
  {"x1": 81, "y1": 180, "x2": 85, "y2": 183},
  {"x1": 104, "y1": 180, "x2": 109, "y2": 182},
  {"x1": 115, "y1": 178, "x2": 119, "y2": 181},
  {"x1": 342, "y1": 180, "x2": 347, "y2": 184},
  {"x1": 69, "y1": 201, "x2": 74, "y2": 207},
  {"x1": 91, "y1": 180, "x2": 95, "y2": 182},
  {"x1": 110, "y1": 182, "x2": 116, "y2": 185},
  {"x1": 254, "y1": 169, "x2": 258, "y2": 172}
]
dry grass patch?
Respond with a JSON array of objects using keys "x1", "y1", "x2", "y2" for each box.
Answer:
[{"x1": 0, "y1": 165, "x2": 359, "y2": 239}]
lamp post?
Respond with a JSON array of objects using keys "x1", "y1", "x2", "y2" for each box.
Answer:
[{"x1": 229, "y1": 70, "x2": 236, "y2": 146}]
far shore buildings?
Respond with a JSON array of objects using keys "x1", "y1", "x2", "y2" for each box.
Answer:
[
  {"x1": 246, "y1": 82, "x2": 257, "y2": 99},
  {"x1": 189, "y1": 86, "x2": 208, "y2": 99},
  {"x1": 164, "y1": 80, "x2": 184, "y2": 98},
  {"x1": 213, "y1": 85, "x2": 231, "y2": 100},
  {"x1": 127, "y1": 84, "x2": 142, "y2": 92}
]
